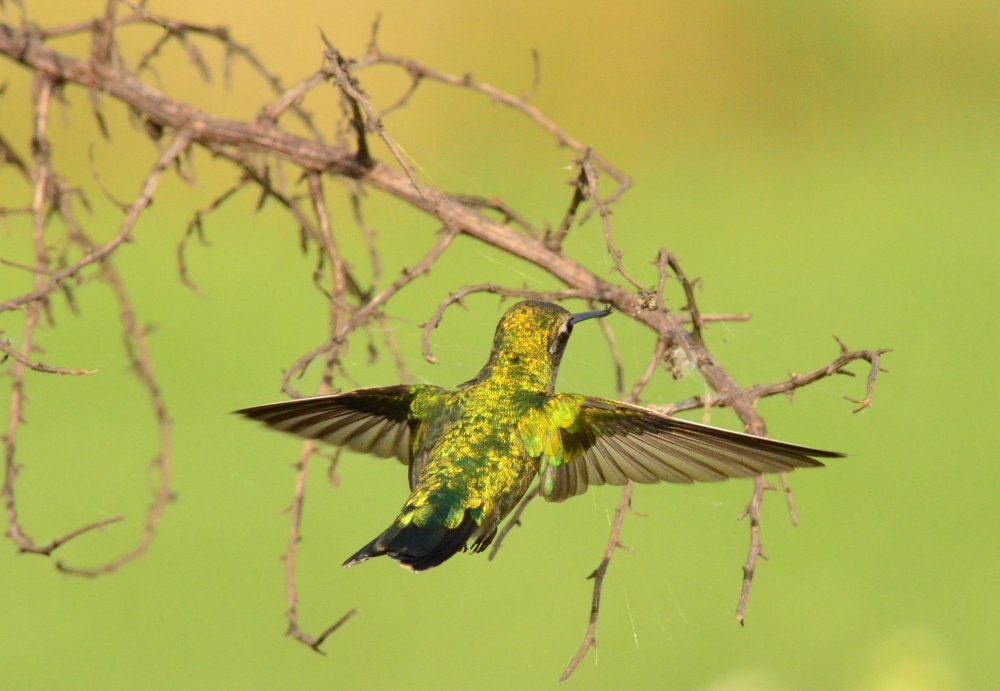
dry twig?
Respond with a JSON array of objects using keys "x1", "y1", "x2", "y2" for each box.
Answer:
[
  {"x1": 0, "y1": 6, "x2": 889, "y2": 677},
  {"x1": 560, "y1": 482, "x2": 634, "y2": 683}
]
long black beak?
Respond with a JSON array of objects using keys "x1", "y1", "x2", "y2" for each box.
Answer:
[{"x1": 570, "y1": 307, "x2": 612, "y2": 325}]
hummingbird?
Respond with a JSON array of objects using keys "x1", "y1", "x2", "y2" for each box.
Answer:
[{"x1": 237, "y1": 300, "x2": 842, "y2": 571}]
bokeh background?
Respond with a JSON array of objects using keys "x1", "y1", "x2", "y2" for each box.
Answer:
[{"x1": 1, "y1": 1, "x2": 997, "y2": 689}]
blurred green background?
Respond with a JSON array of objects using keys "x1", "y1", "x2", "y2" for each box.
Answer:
[{"x1": 1, "y1": 1, "x2": 997, "y2": 689}]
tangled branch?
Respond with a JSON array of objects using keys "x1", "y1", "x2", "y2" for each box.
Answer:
[{"x1": 0, "y1": 2, "x2": 888, "y2": 681}]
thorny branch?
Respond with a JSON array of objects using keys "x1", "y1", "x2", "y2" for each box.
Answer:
[
  {"x1": 57, "y1": 256, "x2": 175, "y2": 577},
  {"x1": 3, "y1": 61, "x2": 183, "y2": 572},
  {"x1": 487, "y1": 483, "x2": 538, "y2": 561},
  {"x1": 560, "y1": 482, "x2": 634, "y2": 683},
  {"x1": 0, "y1": 3, "x2": 888, "y2": 681},
  {"x1": 0, "y1": 336, "x2": 97, "y2": 375},
  {"x1": 280, "y1": 171, "x2": 360, "y2": 647}
]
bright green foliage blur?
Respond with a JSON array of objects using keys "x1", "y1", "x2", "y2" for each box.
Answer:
[{"x1": 1, "y1": 1, "x2": 997, "y2": 689}]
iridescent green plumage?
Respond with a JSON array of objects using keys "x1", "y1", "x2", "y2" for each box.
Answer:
[{"x1": 238, "y1": 300, "x2": 842, "y2": 571}]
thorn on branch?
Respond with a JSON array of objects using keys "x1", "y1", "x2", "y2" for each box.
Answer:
[
  {"x1": 665, "y1": 251, "x2": 704, "y2": 338},
  {"x1": 177, "y1": 184, "x2": 241, "y2": 294},
  {"x1": 521, "y1": 48, "x2": 541, "y2": 101},
  {"x1": 321, "y1": 34, "x2": 374, "y2": 169},
  {"x1": 88, "y1": 90, "x2": 111, "y2": 140},
  {"x1": 366, "y1": 13, "x2": 382, "y2": 55},
  {"x1": 544, "y1": 153, "x2": 590, "y2": 252}
]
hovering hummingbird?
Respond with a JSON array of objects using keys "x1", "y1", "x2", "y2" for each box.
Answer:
[{"x1": 238, "y1": 300, "x2": 842, "y2": 571}]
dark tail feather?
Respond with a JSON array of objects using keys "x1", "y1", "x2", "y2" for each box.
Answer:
[{"x1": 343, "y1": 510, "x2": 478, "y2": 571}]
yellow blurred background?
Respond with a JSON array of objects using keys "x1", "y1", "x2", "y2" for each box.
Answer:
[{"x1": 1, "y1": 1, "x2": 997, "y2": 689}]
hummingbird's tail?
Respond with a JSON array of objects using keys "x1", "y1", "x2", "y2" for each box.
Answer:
[{"x1": 343, "y1": 510, "x2": 478, "y2": 571}]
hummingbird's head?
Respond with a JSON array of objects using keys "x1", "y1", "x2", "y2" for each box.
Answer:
[{"x1": 479, "y1": 300, "x2": 611, "y2": 392}]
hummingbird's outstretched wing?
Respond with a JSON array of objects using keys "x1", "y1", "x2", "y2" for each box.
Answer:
[
  {"x1": 540, "y1": 396, "x2": 844, "y2": 502},
  {"x1": 236, "y1": 385, "x2": 422, "y2": 464}
]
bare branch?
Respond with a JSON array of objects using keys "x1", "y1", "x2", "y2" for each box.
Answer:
[
  {"x1": 282, "y1": 226, "x2": 459, "y2": 397},
  {"x1": 0, "y1": 130, "x2": 30, "y2": 179},
  {"x1": 0, "y1": 128, "x2": 193, "y2": 315},
  {"x1": 0, "y1": 337, "x2": 97, "y2": 375},
  {"x1": 2, "y1": 75, "x2": 110, "y2": 557},
  {"x1": 665, "y1": 250, "x2": 703, "y2": 337},
  {"x1": 626, "y1": 334, "x2": 669, "y2": 404},
  {"x1": 595, "y1": 317, "x2": 625, "y2": 399},
  {"x1": 778, "y1": 473, "x2": 799, "y2": 527},
  {"x1": 91, "y1": 0, "x2": 119, "y2": 66},
  {"x1": 487, "y1": 484, "x2": 538, "y2": 561},
  {"x1": 0, "y1": 9, "x2": 887, "y2": 675},
  {"x1": 56, "y1": 259, "x2": 174, "y2": 576},
  {"x1": 355, "y1": 47, "x2": 631, "y2": 196},
  {"x1": 177, "y1": 181, "x2": 245, "y2": 293},
  {"x1": 283, "y1": 192, "x2": 358, "y2": 648},
  {"x1": 521, "y1": 48, "x2": 541, "y2": 101},
  {"x1": 448, "y1": 193, "x2": 539, "y2": 237},
  {"x1": 581, "y1": 157, "x2": 646, "y2": 292},
  {"x1": 651, "y1": 339, "x2": 890, "y2": 417},
  {"x1": 347, "y1": 186, "x2": 382, "y2": 286},
  {"x1": 735, "y1": 476, "x2": 773, "y2": 625},
  {"x1": 283, "y1": 442, "x2": 322, "y2": 647},
  {"x1": 257, "y1": 66, "x2": 327, "y2": 127},
  {"x1": 560, "y1": 482, "x2": 633, "y2": 683},
  {"x1": 545, "y1": 161, "x2": 589, "y2": 252},
  {"x1": 321, "y1": 39, "x2": 373, "y2": 169}
]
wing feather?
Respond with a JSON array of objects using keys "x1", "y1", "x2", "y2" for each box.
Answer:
[
  {"x1": 236, "y1": 385, "x2": 427, "y2": 464},
  {"x1": 543, "y1": 397, "x2": 843, "y2": 501}
]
